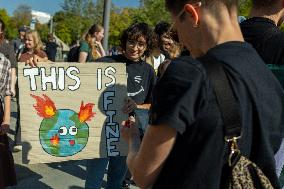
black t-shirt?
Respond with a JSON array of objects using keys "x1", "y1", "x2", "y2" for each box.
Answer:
[
  {"x1": 150, "y1": 42, "x2": 284, "y2": 189},
  {"x1": 240, "y1": 17, "x2": 284, "y2": 65},
  {"x1": 96, "y1": 54, "x2": 156, "y2": 104},
  {"x1": 45, "y1": 42, "x2": 58, "y2": 62}
]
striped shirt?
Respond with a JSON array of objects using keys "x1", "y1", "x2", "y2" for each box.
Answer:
[{"x1": 0, "y1": 53, "x2": 12, "y2": 98}]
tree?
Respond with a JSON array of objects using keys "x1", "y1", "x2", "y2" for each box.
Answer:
[
  {"x1": 136, "y1": 0, "x2": 170, "y2": 26},
  {"x1": 109, "y1": 8, "x2": 135, "y2": 46},
  {"x1": 36, "y1": 23, "x2": 49, "y2": 42},
  {"x1": 0, "y1": 9, "x2": 17, "y2": 39},
  {"x1": 12, "y1": 4, "x2": 32, "y2": 28}
]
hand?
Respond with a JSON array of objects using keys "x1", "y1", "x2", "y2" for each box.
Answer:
[
  {"x1": 121, "y1": 116, "x2": 140, "y2": 144},
  {"x1": 95, "y1": 41, "x2": 102, "y2": 46},
  {"x1": 0, "y1": 123, "x2": 10, "y2": 135},
  {"x1": 25, "y1": 55, "x2": 38, "y2": 67},
  {"x1": 123, "y1": 97, "x2": 137, "y2": 114}
]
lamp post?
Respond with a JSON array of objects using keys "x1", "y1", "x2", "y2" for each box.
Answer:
[{"x1": 103, "y1": 0, "x2": 111, "y2": 52}]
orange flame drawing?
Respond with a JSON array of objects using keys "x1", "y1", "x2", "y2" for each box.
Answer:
[
  {"x1": 50, "y1": 134, "x2": 60, "y2": 146},
  {"x1": 78, "y1": 101, "x2": 95, "y2": 123},
  {"x1": 31, "y1": 94, "x2": 57, "y2": 118}
]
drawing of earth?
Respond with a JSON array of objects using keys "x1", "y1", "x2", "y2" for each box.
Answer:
[{"x1": 39, "y1": 109, "x2": 89, "y2": 157}]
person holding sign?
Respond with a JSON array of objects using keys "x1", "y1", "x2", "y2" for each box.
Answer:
[
  {"x1": 0, "y1": 53, "x2": 17, "y2": 188},
  {"x1": 13, "y1": 30, "x2": 49, "y2": 152},
  {"x1": 19, "y1": 30, "x2": 49, "y2": 65},
  {"x1": 85, "y1": 22, "x2": 156, "y2": 189}
]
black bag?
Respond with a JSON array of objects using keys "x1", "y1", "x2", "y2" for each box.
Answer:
[
  {"x1": 199, "y1": 55, "x2": 274, "y2": 189},
  {"x1": 67, "y1": 46, "x2": 80, "y2": 62}
]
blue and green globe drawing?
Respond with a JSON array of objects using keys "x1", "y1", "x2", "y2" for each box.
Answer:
[
  {"x1": 40, "y1": 109, "x2": 89, "y2": 157},
  {"x1": 31, "y1": 94, "x2": 95, "y2": 157}
]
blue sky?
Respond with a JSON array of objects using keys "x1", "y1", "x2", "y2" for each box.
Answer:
[{"x1": 0, "y1": 0, "x2": 140, "y2": 16}]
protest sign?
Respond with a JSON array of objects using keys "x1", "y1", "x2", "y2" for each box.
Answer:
[{"x1": 18, "y1": 62, "x2": 128, "y2": 164}]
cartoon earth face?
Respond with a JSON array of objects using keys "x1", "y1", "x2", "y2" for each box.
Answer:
[
  {"x1": 31, "y1": 94, "x2": 95, "y2": 157},
  {"x1": 39, "y1": 109, "x2": 89, "y2": 157}
]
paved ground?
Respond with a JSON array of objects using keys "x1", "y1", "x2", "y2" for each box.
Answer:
[{"x1": 6, "y1": 99, "x2": 138, "y2": 189}]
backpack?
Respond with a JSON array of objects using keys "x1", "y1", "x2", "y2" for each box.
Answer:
[{"x1": 67, "y1": 46, "x2": 80, "y2": 62}]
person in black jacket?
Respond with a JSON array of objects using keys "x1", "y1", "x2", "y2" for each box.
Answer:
[{"x1": 240, "y1": 0, "x2": 284, "y2": 65}]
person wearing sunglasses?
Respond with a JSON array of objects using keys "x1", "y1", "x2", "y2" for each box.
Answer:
[{"x1": 121, "y1": 0, "x2": 284, "y2": 189}]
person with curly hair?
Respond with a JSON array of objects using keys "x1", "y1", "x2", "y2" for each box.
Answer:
[{"x1": 85, "y1": 22, "x2": 156, "y2": 189}]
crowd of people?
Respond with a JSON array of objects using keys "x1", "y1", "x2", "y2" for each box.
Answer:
[{"x1": 0, "y1": 0, "x2": 284, "y2": 188}]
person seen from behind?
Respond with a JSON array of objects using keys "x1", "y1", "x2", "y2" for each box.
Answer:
[
  {"x1": 79, "y1": 24, "x2": 106, "y2": 63},
  {"x1": 45, "y1": 33, "x2": 58, "y2": 62},
  {"x1": 240, "y1": 0, "x2": 284, "y2": 65},
  {"x1": 240, "y1": 0, "x2": 284, "y2": 185},
  {"x1": 121, "y1": 0, "x2": 284, "y2": 188}
]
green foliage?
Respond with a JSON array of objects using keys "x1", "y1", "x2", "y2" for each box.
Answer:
[
  {"x1": 54, "y1": 21, "x2": 72, "y2": 44},
  {"x1": 139, "y1": 0, "x2": 170, "y2": 26},
  {"x1": 36, "y1": 23, "x2": 49, "y2": 42},
  {"x1": 109, "y1": 8, "x2": 134, "y2": 47},
  {"x1": 280, "y1": 24, "x2": 284, "y2": 32},
  {"x1": 53, "y1": 0, "x2": 106, "y2": 44},
  {"x1": 0, "y1": 9, "x2": 17, "y2": 39},
  {"x1": 239, "y1": 0, "x2": 252, "y2": 17},
  {"x1": 0, "y1": 0, "x2": 258, "y2": 47}
]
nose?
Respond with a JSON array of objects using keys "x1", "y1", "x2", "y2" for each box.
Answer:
[{"x1": 131, "y1": 44, "x2": 139, "y2": 51}]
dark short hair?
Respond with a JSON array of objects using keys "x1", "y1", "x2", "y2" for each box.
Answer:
[
  {"x1": 120, "y1": 22, "x2": 153, "y2": 57},
  {"x1": 252, "y1": 0, "x2": 279, "y2": 8},
  {"x1": 165, "y1": 0, "x2": 237, "y2": 15},
  {"x1": 154, "y1": 21, "x2": 171, "y2": 37},
  {"x1": 18, "y1": 25, "x2": 28, "y2": 32}
]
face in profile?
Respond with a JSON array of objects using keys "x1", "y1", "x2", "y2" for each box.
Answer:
[
  {"x1": 25, "y1": 34, "x2": 35, "y2": 50},
  {"x1": 124, "y1": 36, "x2": 147, "y2": 62},
  {"x1": 94, "y1": 29, "x2": 104, "y2": 42}
]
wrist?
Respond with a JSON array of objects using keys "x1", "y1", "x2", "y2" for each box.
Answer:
[{"x1": 2, "y1": 120, "x2": 10, "y2": 125}]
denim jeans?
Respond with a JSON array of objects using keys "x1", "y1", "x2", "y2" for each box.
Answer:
[
  {"x1": 135, "y1": 109, "x2": 149, "y2": 133},
  {"x1": 85, "y1": 156, "x2": 127, "y2": 189}
]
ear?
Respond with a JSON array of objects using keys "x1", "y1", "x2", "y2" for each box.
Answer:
[{"x1": 184, "y1": 4, "x2": 200, "y2": 26}]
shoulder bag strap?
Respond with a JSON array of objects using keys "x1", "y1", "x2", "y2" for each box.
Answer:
[{"x1": 198, "y1": 55, "x2": 242, "y2": 139}]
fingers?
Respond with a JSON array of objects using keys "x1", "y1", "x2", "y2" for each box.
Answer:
[
  {"x1": 25, "y1": 57, "x2": 37, "y2": 67},
  {"x1": 32, "y1": 56, "x2": 39, "y2": 67},
  {"x1": 0, "y1": 124, "x2": 10, "y2": 134},
  {"x1": 123, "y1": 97, "x2": 137, "y2": 114}
]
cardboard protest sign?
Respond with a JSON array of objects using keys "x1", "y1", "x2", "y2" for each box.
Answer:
[{"x1": 18, "y1": 62, "x2": 128, "y2": 164}]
